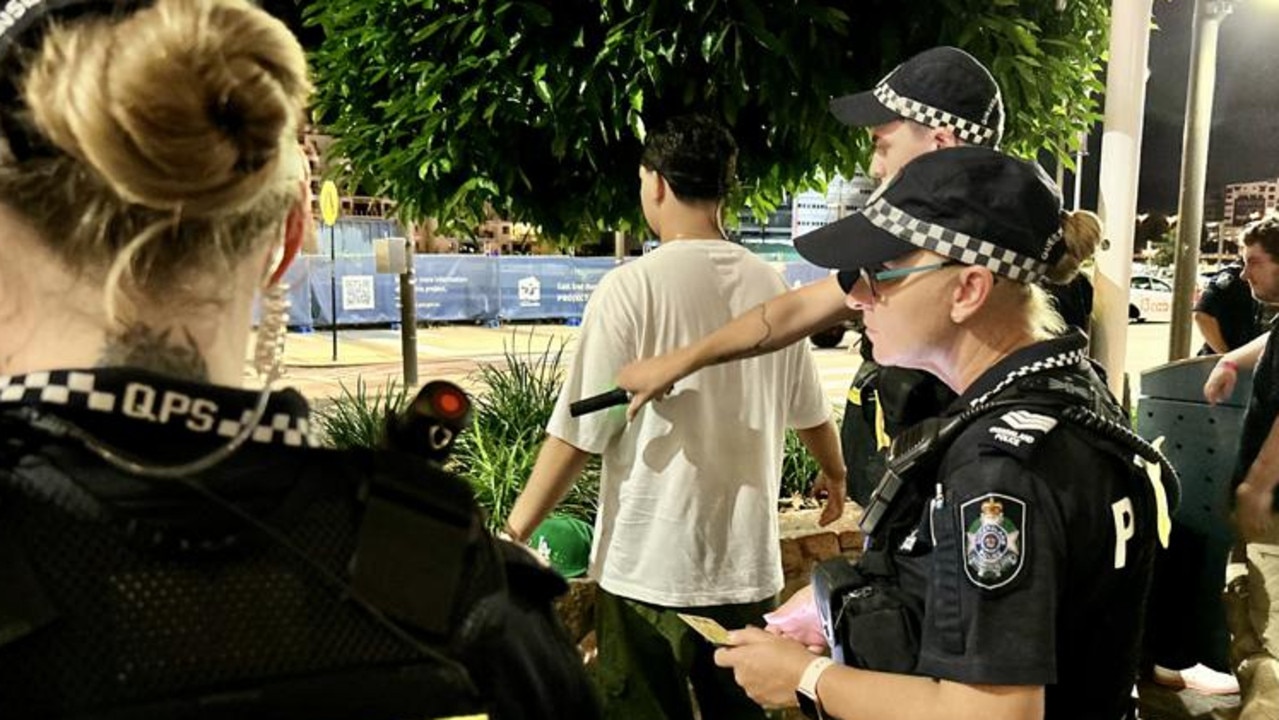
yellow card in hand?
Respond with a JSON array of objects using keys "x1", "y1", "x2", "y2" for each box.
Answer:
[{"x1": 677, "y1": 613, "x2": 732, "y2": 646}]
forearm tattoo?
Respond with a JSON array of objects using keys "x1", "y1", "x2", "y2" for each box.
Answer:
[
  {"x1": 711, "y1": 304, "x2": 777, "y2": 365},
  {"x1": 99, "y1": 325, "x2": 210, "y2": 381}
]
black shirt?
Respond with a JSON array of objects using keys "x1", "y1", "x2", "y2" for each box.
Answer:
[
  {"x1": 1194, "y1": 265, "x2": 1265, "y2": 354},
  {"x1": 1234, "y1": 319, "x2": 1279, "y2": 512},
  {"x1": 880, "y1": 333, "x2": 1159, "y2": 720},
  {"x1": 1045, "y1": 273, "x2": 1093, "y2": 334}
]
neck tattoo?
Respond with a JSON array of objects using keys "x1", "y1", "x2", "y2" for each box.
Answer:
[{"x1": 98, "y1": 324, "x2": 210, "y2": 381}]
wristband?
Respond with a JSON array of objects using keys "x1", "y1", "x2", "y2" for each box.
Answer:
[
  {"x1": 1218, "y1": 359, "x2": 1239, "y2": 374},
  {"x1": 795, "y1": 656, "x2": 836, "y2": 719}
]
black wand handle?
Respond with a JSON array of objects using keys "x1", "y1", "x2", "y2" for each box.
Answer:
[{"x1": 570, "y1": 388, "x2": 631, "y2": 417}]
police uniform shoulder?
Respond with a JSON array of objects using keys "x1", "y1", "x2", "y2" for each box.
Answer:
[
  {"x1": 1213, "y1": 266, "x2": 1242, "y2": 289},
  {"x1": 959, "y1": 406, "x2": 1065, "y2": 464}
]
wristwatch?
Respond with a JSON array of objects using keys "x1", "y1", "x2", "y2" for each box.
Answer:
[{"x1": 796, "y1": 656, "x2": 836, "y2": 720}]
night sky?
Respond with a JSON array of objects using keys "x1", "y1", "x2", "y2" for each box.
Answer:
[{"x1": 1104, "y1": 0, "x2": 1279, "y2": 214}]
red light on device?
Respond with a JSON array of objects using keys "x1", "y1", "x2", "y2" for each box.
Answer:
[{"x1": 431, "y1": 386, "x2": 468, "y2": 419}]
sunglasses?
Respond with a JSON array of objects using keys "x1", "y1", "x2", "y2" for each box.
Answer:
[{"x1": 859, "y1": 259, "x2": 962, "y2": 299}]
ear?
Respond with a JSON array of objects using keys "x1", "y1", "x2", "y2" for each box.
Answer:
[
  {"x1": 949, "y1": 265, "x2": 995, "y2": 323},
  {"x1": 652, "y1": 171, "x2": 668, "y2": 204},
  {"x1": 269, "y1": 191, "x2": 309, "y2": 285},
  {"x1": 933, "y1": 126, "x2": 961, "y2": 149}
]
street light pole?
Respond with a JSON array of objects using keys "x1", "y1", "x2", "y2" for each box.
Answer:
[{"x1": 1169, "y1": 0, "x2": 1234, "y2": 360}]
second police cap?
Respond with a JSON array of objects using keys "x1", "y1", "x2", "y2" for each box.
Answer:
[{"x1": 828, "y1": 46, "x2": 1005, "y2": 148}]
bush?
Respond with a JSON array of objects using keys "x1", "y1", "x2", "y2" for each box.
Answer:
[
  {"x1": 780, "y1": 405, "x2": 845, "y2": 503},
  {"x1": 452, "y1": 333, "x2": 600, "y2": 533},
  {"x1": 314, "y1": 331, "x2": 837, "y2": 528},
  {"x1": 314, "y1": 378, "x2": 409, "y2": 450},
  {"x1": 782, "y1": 427, "x2": 822, "y2": 499}
]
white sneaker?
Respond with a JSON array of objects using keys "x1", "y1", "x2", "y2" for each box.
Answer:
[{"x1": 1152, "y1": 664, "x2": 1241, "y2": 696}]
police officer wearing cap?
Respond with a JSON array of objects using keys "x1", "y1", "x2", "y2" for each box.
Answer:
[
  {"x1": 1194, "y1": 262, "x2": 1266, "y2": 356},
  {"x1": 713, "y1": 147, "x2": 1177, "y2": 720},
  {"x1": 616, "y1": 47, "x2": 1007, "y2": 508}
]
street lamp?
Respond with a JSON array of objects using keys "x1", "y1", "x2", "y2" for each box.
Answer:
[{"x1": 1169, "y1": 0, "x2": 1235, "y2": 360}]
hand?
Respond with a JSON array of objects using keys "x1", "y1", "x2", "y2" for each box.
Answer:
[
  {"x1": 813, "y1": 472, "x2": 846, "y2": 527},
  {"x1": 763, "y1": 585, "x2": 827, "y2": 652},
  {"x1": 1235, "y1": 480, "x2": 1275, "y2": 541},
  {"x1": 1204, "y1": 360, "x2": 1238, "y2": 405},
  {"x1": 616, "y1": 350, "x2": 691, "y2": 421},
  {"x1": 714, "y1": 626, "x2": 821, "y2": 709}
]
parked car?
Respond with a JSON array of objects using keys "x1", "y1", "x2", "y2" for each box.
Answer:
[{"x1": 1130, "y1": 274, "x2": 1173, "y2": 323}]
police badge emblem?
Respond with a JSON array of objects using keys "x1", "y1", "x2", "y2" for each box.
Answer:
[{"x1": 961, "y1": 494, "x2": 1026, "y2": 589}]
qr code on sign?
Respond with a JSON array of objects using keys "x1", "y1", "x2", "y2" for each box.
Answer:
[{"x1": 341, "y1": 275, "x2": 375, "y2": 311}]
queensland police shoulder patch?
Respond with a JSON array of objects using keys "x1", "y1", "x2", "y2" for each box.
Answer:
[{"x1": 961, "y1": 493, "x2": 1027, "y2": 590}]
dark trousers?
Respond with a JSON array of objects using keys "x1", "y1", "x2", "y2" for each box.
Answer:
[{"x1": 594, "y1": 587, "x2": 775, "y2": 720}]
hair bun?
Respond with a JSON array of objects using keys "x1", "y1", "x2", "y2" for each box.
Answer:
[
  {"x1": 24, "y1": 0, "x2": 311, "y2": 216},
  {"x1": 1044, "y1": 209, "x2": 1102, "y2": 284}
]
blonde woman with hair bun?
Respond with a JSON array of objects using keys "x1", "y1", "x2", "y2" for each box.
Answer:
[
  {"x1": 0, "y1": 2, "x2": 597, "y2": 717},
  {"x1": 713, "y1": 148, "x2": 1177, "y2": 720}
]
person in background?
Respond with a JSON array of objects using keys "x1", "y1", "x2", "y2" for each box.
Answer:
[
  {"x1": 504, "y1": 114, "x2": 845, "y2": 720},
  {"x1": 1203, "y1": 215, "x2": 1279, "y2": 720},
  {"x1": 1195, "y1": 261, "x2": 1266, "y2": 355},
  {"x1": 1045, "y1": 268, "x2": 1094, "y2": 335},
  {"x1": 615, "y1": 47, "x2": 1005, "y2": 508}
]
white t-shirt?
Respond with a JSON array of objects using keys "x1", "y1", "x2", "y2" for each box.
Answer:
[{"x1": 546, "y1": 240, "x2": 829, "y2": 607}]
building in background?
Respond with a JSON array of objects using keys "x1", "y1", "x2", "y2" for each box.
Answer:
[
  {"x1": 792, "y1": 175, "x2": 875, "y2": 239},
  {"x1": 1222, "y1": 177, "x2": 1279, "y2": 246},
  {"x1": 736, "y1": 174, "x2": 875, "y2": 261}
]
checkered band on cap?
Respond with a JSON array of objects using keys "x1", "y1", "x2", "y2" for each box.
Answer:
[
  {"x1": 873, "y1": 82, "x2": 999, "y2": 147},
  {"x1": 863, "y1": 200, "x2": 1057, "y2": 283}
]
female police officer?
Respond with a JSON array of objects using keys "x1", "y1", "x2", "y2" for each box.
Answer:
[
  {"x1": 714, "y1": 147, "x2": 1173, "y2": 720},
  {"x1": 0, "y1": 1, "x2": 595, "y2": 718}
]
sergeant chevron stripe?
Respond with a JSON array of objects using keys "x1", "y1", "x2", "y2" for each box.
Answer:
[{"x1": 999, "y1": 410, "x2": 1059, "y2": 433}]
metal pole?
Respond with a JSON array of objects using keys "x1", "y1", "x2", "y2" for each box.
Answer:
[
  {"x1": 330, "y1": 223, "x2": 338, "y2": 362},
  {"x1": 1169, "y1": 0, "x2": 1232, "y2": 361},
  {"x1": 1073, "y1": 132, "x2": 1087, "y2": 211},
  {"x1": 400, "y1": 236, "x2": 418, "y2": 387},
  {"x1": 1093, "y1": 0, "x2": 1155, "y2": 398}
]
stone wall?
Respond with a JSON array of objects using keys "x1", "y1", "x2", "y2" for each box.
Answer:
[{"x1": 778, "y1": 506, "x2": 864, "y2": 601}]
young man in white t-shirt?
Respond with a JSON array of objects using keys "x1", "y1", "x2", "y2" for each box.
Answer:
[{"x1": 506, "y1": 115, "x2": 845, "y2": 719}]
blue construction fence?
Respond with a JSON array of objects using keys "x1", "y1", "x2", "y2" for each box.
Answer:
[{"x1": 289, "y1": 219, "x2": 830, "y2": 327}]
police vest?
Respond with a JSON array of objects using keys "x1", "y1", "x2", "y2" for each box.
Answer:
[
  {"x1": 813, "y1": 365, "x2": 1180, "y2": 672},
  {"x1": 0, "y1": 409, "x2": 596, "y2": 720}
]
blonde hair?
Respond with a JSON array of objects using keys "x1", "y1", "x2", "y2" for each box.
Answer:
[
  {"x1": 0, "y1": 0, "x2": 310, "y2": 306},
  {"x1": 1003, "y1": 209, "x2": 1102, "y2": 337},
  {"x1": 1044, "y1": 210, "x2": 1102, "y2": 285}
]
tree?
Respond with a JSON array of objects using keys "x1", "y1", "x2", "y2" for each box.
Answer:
[{"x1": 307, "y1": 0, "x2": 1109, "y2": 243}]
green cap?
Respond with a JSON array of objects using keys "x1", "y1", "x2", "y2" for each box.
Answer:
[{"x1": 528, "y1": 514, "x2": 593, "y2": 579}]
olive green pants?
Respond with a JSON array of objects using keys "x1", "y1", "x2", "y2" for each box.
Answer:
[
  {"x1": 1226, "y1": 519, "x2": 1279, "y2": 720},
  {"x1": 594, "y1": 587, "x2": 776, "y2": 720}
]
